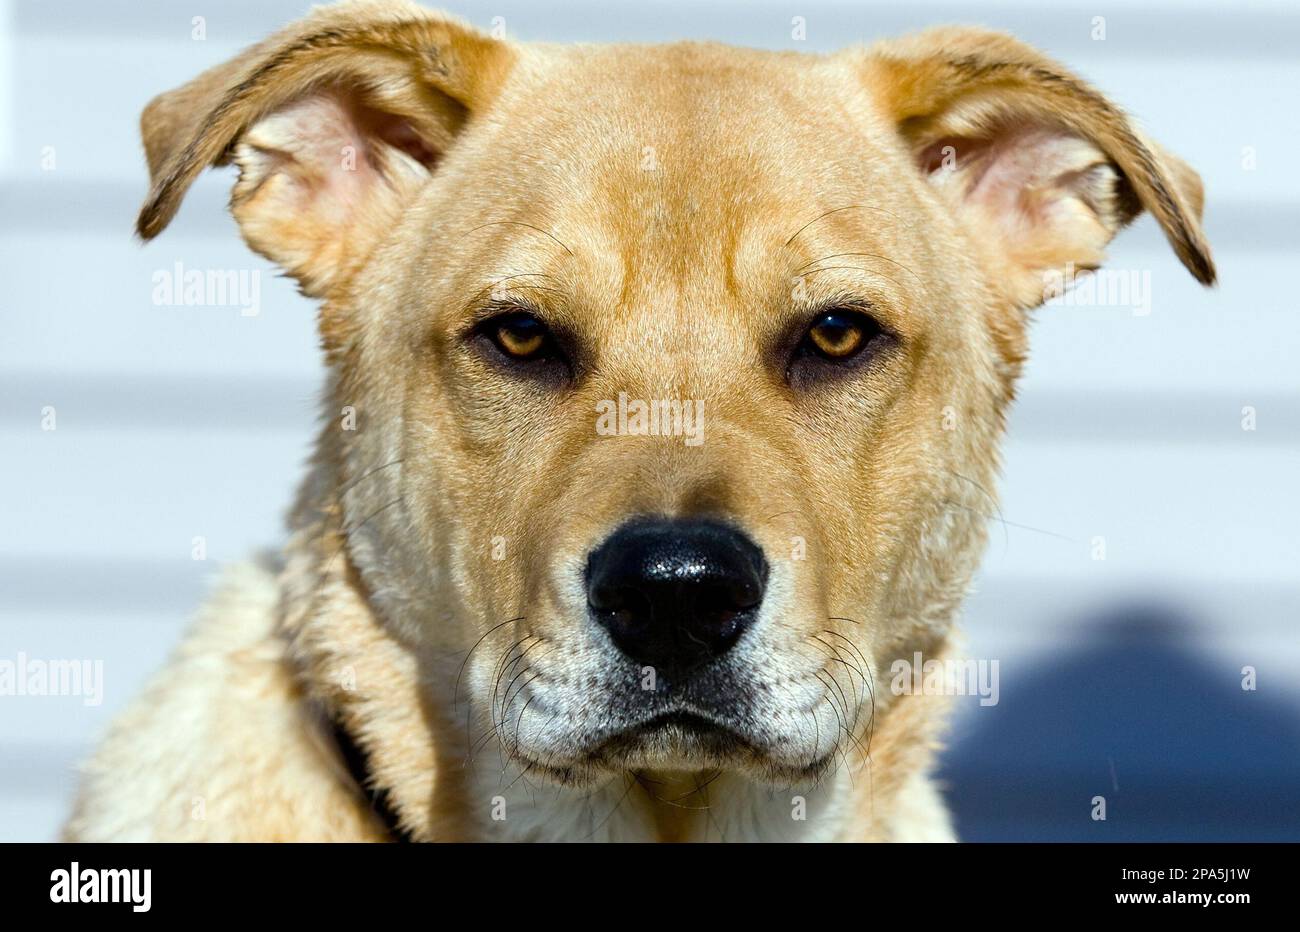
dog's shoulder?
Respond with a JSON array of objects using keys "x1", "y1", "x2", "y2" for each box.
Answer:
[{"x1": 63, "y1": 556, "x2": 384, "y2": 841}]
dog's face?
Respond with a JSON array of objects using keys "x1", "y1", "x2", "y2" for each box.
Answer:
[
  {"x1": 390, "y1": 45, "x2": 983, "y2": 783},
  {"x1": 140, "y1": 2, "x2": 1213, "y2": 788}
]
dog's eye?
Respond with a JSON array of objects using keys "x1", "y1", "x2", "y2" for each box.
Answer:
[
  {"x1": 490, "y1": 312, "x2": 551, "y2": 360},
  {"x1": 787, "y1": 306, "x2": 894, "y2": 387},
  {"x1": 471, "y1": 308, "x2": 572, "y2": 384},
  {"x1": 800, "y1": 308, "x2": 885, "y2": 362}
]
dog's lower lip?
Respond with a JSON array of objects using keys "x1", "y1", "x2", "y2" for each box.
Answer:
[
  {"x1": 590, "y1": 708, "x2": 754, "y2": 758},
  {"x1": 634, "y1": 710, "x2": 729, "y2": 736}
]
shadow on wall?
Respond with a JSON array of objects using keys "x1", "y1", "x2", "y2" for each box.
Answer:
[{"x1": 940, "y1": 606, "x2": 1300, "y2": 841}]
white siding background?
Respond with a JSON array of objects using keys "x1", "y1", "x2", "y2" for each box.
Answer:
[{"x1": 1, "y1": 0, "x2": 1297, "y2": 841}]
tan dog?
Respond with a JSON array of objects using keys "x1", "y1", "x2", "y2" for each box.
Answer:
[{"x1": 65, "y1": 0, "x2": 1213, "y2": 842}]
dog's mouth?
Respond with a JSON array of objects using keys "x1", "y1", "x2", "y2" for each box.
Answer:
[
  {"x1": 582, "y1": 708, "x2": 839, "y2": 785},
  {"x1": 570, "y1": 708, "x2": 757, "y2": 771},
  {"x1": 600, "y1": 710, "x2": 745, "y2": 755},
  {"x1": 507, "y1": 702, "x2": 838, "y2": 787},
  {"x1": 496, "y1": 645, "x2": 846, "y2": 786}
]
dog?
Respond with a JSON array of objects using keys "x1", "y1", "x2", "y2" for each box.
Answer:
[{"x1": 64, "y1": 0, "x2": 1214, "y2": 842}]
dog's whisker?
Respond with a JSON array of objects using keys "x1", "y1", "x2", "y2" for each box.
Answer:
[
  {"x1": 821, "y1": 627, "x2": 874, "y2": 720},
  {"x1": 813, "y1": 646, "x2": 872, "y2": 776},
  {"x1": 504, "y1": 756, "x2": 538, "y2": 791},
  {"x1": 816, "y1": 701, "x2": 864, "y2": 792},
  {"x1": 466, "y1": 219, "x2": 575, "y2": 257},
  {"x1": 495, "y1": 674, "x2": 539, "y2": 780},
  {"x1": 813, "y1": 632, "x2": 865, "y2": 679},
  {"x1": 466, "y1": 631, "x2": 535, "y2": 768},
  {"x1": 824, "y1": 640, "x2": 864, "y2": 732},
  {"x1": 636, "y1": 768, "x2": 724, "y2": 811},
  {"x1": 821, "y1": 626, "x2": 872, "y2": 682},
  {"x1": 801, "y1": 638, "x2": 854, "y2": 714},
  {"x1": 489, "y1": 635, "x2": 536, "y2": 719},
  {"x1": 466, "y1": 272, "x2": 569, "y2": 308},
  {"x1": 762, "y1": 509, "x2": 810, "y2": 525},
  {"x1": 497, "y1": 665, "x2": 544, "y2": 733},
  {"x1": 694, "y1": 772, "x2": 729, "y2": 842},
  {"x1": 817, "y1": 656, "x2": 855, "y2": 735},
  {"x1": 942, "y1": 467, "x2": 1012, "y2": 552},
  {"x1": 337, "y1": 457, "x2": 404, "y2": 498},
  {"x1": 941, "y1": 498, "x2": 1078, "y2": 543},
  {"x1": 317, "y1": 495, "x2": 407, "y2": 585},
  {"x1": 581, "y1": 772, "x2": 639, "y2": 841},
  {"x1": 813, "y1": 671, "x2": 850, "y2": 751},
  {"x1": 810, "y1": 635, "x2": 858, "y2": 712},
  {"x1": 466, "y1": 720, "x2": 504, "y2": 762},
  {"x1": 305, "y1": 498, "x2": 411, "y2": 632},
  {"x1": 783, "y1": 203, "x2": 901, "y2": 247},
  {"x1": 796, "y1": 250, "x2": 923, "y2": 285},
  {"x1": 494, "y1": 638, "x2": 542, "y2": 709},
  {"x1": 796, "y1": 263, "x2": 910, "y2": 296},
  {"x1": 453, "y1": 615, "x2": 523, "y2": 709},
  {"x1": 485, "y1": 644, "x2": 525, "y2": 734},
  {"x1": 494, "y1": 641, "x2": 556, "y2": 734},
  {"x1": 509, "y1": 691, "x2": 541, "y2": 767}
]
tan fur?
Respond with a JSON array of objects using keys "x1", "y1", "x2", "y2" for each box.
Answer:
[{"x1": 67, "y1": 0, "x2": 1213, "y2": 842}]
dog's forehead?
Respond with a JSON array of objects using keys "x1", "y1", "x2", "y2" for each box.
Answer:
[
  {"x1": 435, "y1": 42, "x2": 929, "y2": 329},
  {"x1": 505, "y1": 42, "x2": 900, "y2": 197}
]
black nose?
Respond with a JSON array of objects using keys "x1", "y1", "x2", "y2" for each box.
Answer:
[{"x1": 586, "y1": 517, "x2": 769, "y2": 675}]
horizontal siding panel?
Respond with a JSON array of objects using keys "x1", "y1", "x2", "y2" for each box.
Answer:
[
  {"x1": 0, "y1": 613, "x2": 184, "y2": 744},
  {"x1": 983, "y1": 441, "x2": 1300, "y2": 582},
  {"x1": 0, "y1": 230, "x2": 322, "y2": 379},
  {"x1": 0, "y1": 426, "x2": 311, "y2": 561}
]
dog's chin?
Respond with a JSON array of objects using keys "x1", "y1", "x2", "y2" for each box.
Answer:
[{"x1": 513, "y1": 711, "x2": 837, "y2": 788}]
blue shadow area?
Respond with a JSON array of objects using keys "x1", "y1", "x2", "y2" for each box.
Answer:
[{"x1": 940, "y1": 605, "x2": 1300, "y2": 841}]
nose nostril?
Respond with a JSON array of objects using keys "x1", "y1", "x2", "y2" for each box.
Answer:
[{"x1": 585, "y1": 517, "x2": 769, "y2": 675}]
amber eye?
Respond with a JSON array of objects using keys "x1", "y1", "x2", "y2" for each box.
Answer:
[
  {"x1": 473, "y1": 308, "x2": 571, "y2": 384},
  {"x1": 491, "y1": 312, "x2": 549, "y2": 359},
  {"x1": 786, "y1": 306, "x2": 893, "y2": 387},
  {"x1": 805, "y1": 311, "x2": 868, "y2": 359}
]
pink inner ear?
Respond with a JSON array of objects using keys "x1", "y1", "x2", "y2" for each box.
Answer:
[
  {"x1": 230, "y1": 86, "x2": 443, "y2": 295},
  {"x1": 239, "y1": 88, "x2": 440, "y2": 228},
  {"x1": 243, "y1": 93, "x2": 379, "y2": 216},
  {"x1": 921, "y1": 123, "x2": 1116, "y2": 243}
]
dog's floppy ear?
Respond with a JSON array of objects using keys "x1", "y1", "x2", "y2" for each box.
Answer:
[
  {"x1": 137, "y1": 0, "x2": 512, "y2": 296},
  {"x1": 863, "y1": 27, "x2": 1215, "y2": 308}
]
